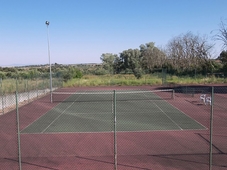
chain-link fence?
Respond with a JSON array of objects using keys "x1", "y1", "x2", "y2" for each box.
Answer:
[
  {"x1": 0, "y1": 85, "x2": 227, "y2": 170},
  {"x1": 0, "y1": 78, "x2": 62, "y2": 115}
]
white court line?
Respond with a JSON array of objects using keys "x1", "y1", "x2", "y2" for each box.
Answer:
[
  {"x1": 142, "y1": 92, "x2": 185, "y2": 130},
  {"x1": 143, "y1": 92, "x2": 207, "y2": 130},
  {"x1": 166, "y1": 100, "x2": 207, "y2": 130},
  {"x1": 152, "y1": 102, "x2": 183, "y2": 130},
  {"x1": 21, "y1": 128, "x2": 208, "y2": 135},
  {"x1": 20, "y1": 90, "x2": 82, "y2": 132},
  {"x1": 65, "y1": 112, "x2": 112, "y2": 115},
  {"x1": 65, "y1": 110, "x2": 164, "y2": 115},
  {"x1": 23, "y1": 90, "x2": 206, "y2": 133},
  {"x1": 41, "y1": 91, "x2": 87, "y2": 133},
  {"x1": 41, "y1": 102, "x2": 76, "y2": 133}
]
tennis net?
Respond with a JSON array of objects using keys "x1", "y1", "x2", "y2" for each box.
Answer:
[{"x1": 52, "y1": 89, "x2": 174, "y2": 103}]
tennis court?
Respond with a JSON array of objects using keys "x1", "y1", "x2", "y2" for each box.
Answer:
[
  {"x1": 1, "y1": 86, "x2": 227, "y2": 170},
  {"x1": 21, "y1": 89, "x2": 206, "y2": 134}
]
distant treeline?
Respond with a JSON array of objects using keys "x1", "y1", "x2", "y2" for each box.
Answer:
[
  {"x1": 98, "y1": 32, "x2": 227, "y2": 78},
  {"x1": 1, "y1": 32, "x2": 227, "y2": 81},
  {"x1": 0, "y1": 64, "x2": 83, "y2": 82}
]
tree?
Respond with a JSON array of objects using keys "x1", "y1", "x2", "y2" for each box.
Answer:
[
  {"x1": 213, "y1": 19, "x2": 227, "y2": 50},
  {"x1": 63, "y1": 67, "x2": 83, "y2": 82},
  {"x1": 218, "y1": 50, "x2": 227, "y2": 76},
  {"x1": 113, "y1": 56, "x2": 123, "y2": 74},
  {"x1": 0, "y1": 71, "x2": 6, "y2": 79},
  {"x1": 166, "y1": 32, "x2": 213, "y2": 75},
  {"x1": 119, "y1": 49, "x2": 143, "y2": 79},
  {"x1": 100, "y1": 53, "x2": 118, "y2": 74},
  {"x1": 140, "y1": 42, "x2": 166, "y2": 73},
  {"x1": 218, "y1": 50, "x2": 227, "y2": 64},
  {"x1": 28, "y1": 69, "x2": 38, "y2": 79}
]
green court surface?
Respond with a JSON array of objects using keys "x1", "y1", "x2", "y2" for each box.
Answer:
[{"x1": 21, "y1": 92, "x2": 206, "y2": 134}]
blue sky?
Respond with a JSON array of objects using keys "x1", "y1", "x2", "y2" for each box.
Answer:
[{"x1": 0, "y1": 0, "x2": 226, "y2": 66}]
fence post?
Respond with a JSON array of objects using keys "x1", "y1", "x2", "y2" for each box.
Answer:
[
  {"x1": 113, "y1": 90, "x2": 117, "y2": 170},
  {"x1": 15, "y1": 91, "x2": 22, "y2": 170},
  {"x1": 0, "y1": 78, "x2": 4, "y2": 114},
  {"x1": 209, "y1": 86, "x2": 214, "y2": 170},
  {"x1": 27, "y1": 80, "x2": 29, "y2": 103},
  {"x1": 1, "y1": 93, "x2": 4, "y2": 115},
  {"x1": 36, "y1": 78, "x2": 39, "y2": 99}
]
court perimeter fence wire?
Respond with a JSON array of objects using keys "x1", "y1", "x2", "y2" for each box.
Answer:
[
  {"x1": 0, "y1": 78, "x2": 62, "y2": 115},
  {"x1": 0, "y1": 85, "x2": 227, "y2": 170}
]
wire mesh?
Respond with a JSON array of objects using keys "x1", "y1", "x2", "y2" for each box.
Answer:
[
  {"x1": 212, "y1": 86, "x2": 227, "y2": 169},
  {"x1": 0, "y1": 92, "x2": 19, "y2": 169},
  {"x1": 0, "y1": 85, "x2": 227, "y2": 169}
]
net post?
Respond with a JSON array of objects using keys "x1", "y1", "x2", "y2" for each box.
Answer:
[
  {"x1": 209, "y1": 86, "x2": 214, "y2": 170},
  {"x1": 113, "y1": 90, "x2": 117, "y2": 170},
  {"x1": 172, "y1": 89, "x2": 175, "y2": 100}
]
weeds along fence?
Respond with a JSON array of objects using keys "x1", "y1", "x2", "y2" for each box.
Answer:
[{"x1": 0, "y1": 78, "x2": 63, "y2": 115}]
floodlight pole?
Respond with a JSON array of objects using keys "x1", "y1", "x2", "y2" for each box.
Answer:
[{"x1": 46, "y1": 21, "x2": 53, "y2": 103}]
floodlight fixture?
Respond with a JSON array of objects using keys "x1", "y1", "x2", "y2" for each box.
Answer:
[{"x1": 45, "y1": 21, "x2": 50, "y2": 26}]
